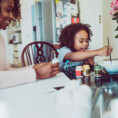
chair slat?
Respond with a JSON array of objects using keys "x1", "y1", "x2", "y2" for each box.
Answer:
[{"x1": 21, "y1": 41, "x2": 58, "y2": 67}]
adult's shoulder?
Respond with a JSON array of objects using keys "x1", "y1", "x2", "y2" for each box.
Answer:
[{"x1": 0, "y1": 33, "x2": 5, "y2": 44}]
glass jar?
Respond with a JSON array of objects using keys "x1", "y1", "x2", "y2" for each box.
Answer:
[{"x1": 94, "y1": 65, "x2": 102, "y2": 77}]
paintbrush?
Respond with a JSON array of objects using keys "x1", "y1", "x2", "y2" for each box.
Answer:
[{"x1": 107, "y1": 37, "x2": 112, "y2": 62}]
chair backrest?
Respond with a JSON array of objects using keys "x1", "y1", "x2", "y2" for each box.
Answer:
[{"x1": 21, "y1": 41, "x2": 58, "y2": 67}]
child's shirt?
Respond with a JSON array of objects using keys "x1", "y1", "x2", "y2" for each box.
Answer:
[{"x1": 58, "y1": 46, "x2": 83, "y2": 67}]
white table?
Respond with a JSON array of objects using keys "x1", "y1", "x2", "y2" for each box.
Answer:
[{"x1": 0, "y1": 72, "x2": 70, "y2": 118}]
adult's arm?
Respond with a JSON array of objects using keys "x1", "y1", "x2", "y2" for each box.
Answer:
[
  {"x1": 0, "y1": 34, "x2": 59, "y2": 88},
  {"x1": 0, "y1": 34, "x2": 36, "y2": 88},
  {"x1": 0, "y1": 62, "x2": 59, "y2": 89},
  {"x1": 0, "y1": 67, "x2": 36, "y2": 88}
]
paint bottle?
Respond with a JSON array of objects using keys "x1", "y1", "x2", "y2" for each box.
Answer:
[
  {"x1": 95, "y1": 77, "x2": 102, "y2": 87},
  {"x1": 75, "y1": 66, "x2": 83, "y2": 84},
  {"x1": 75, "y1": 66, "x2": 83, "y2": 79},
  {"x1": 94, "y1": 65, "x2": 102, "y2": 77},
  {"x1": 84, "y1": 76, "x2": 91, "y2": 85},
  {"x1": 83, "y1": 65, "x2": 90, "y2": 77}
]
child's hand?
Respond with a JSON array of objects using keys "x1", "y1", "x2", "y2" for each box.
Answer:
[
  {"x1": 84, "y1": 57, "x2": 94, "y2": 65},
  {"x1": 97, "y1": 46, "x2": 113, "y2": 56}
]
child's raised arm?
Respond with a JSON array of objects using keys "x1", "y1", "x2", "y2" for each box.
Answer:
[{"x1": 64, "y1": 46, "x2": 112, "y2": 61}]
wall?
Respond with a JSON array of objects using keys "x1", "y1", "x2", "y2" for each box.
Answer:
[
  {"x1": 20, "y1": 0, "x2": 35, "y2": 50},
  {"x1": 79, "y1": 0, "x2": 103, "y2": 50},
  {"x1": 102, "y1": 0, "x2": 118, "y2": 58},
  {"x1": 42, "y1": 0, "x2": 54, "y2": 43},
  {"x1": 112, "y1": 20, "x2": 118, "y2": 58},
  {"x1": 106, "y1": 0, "x2": 118, "y2": 58},
  {"x1": 79, "y1": 0, "x2": 118, "y2": 59},
  {"x1": 5, "y1": 0, "x2": 35, "y2": 66}
]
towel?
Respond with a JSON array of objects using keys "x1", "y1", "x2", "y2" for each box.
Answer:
[
  {"x1": 103, "y1": 99, "x2": 118, "y2": 118},
  {"x1": 56, "y1": 80, "x2": 92, "y2": 118},
  {"x1": 0, "y1": 101, "x2": 10, "y2": 118}
]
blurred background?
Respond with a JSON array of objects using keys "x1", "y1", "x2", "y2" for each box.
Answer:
[{"x1": 0, "y1": 0, "x2": 117, "y2": 67}]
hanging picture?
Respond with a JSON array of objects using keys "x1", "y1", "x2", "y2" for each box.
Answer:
[{"x1": 54, "y1": 0, "x2": 80, "y2": 42}]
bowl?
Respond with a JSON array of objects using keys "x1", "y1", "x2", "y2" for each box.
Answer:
[{"x1": 97, "y1": 60, "x2": 118, "y2": 74}]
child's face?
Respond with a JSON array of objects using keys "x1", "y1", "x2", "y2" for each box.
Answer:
[{"x1": 73, "y1": 30, "x2": 89, "y2": 51}]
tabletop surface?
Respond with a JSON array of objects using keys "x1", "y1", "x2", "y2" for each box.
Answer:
[
  {"x1": 1, "y1": 72, "x2": 117, "y2": 118},
  {"x1": 0, "y1": 72, "x2": 70, "y2": 118}
]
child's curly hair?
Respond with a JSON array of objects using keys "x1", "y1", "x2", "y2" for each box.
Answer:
[
  {"x1": 0, "y1": 0, "x2": 21, "y2": 23},
  {"x1": 59, "y1": 23, "x2": 93, "y2": 51}
]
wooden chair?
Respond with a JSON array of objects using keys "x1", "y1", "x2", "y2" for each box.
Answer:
[{"x1": 21, "y1": 41, "x2": 58, "y2": 67}]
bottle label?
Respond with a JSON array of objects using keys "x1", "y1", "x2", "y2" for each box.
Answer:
[
  {"x1": 84, "y1": 69, "x2": 90, "y2": 76},
  {"x1": 76, "y1": 71, "x2": 82, "y2": 76},
  {"x1": 95, "y1": 69, "x2": 102, "y2": 77}
]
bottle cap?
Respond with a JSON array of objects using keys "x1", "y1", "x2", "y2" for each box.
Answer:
[
  {"x1": 83, "y1": 65, "x2": 90, "y2": 69},
  {"x1": 76, "y1": 66, "x2": 83, "y2": 71},
  {"x1": 94, "y1": 65, "x2": 101, "y2": 70},
  {"x1": 52, "y1": 58, "x2": 59, "y2": 64}
]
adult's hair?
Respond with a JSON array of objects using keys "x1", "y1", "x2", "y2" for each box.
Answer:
[
  {"x1": 0, "y1": 0, "x2": 21, "y2": 23},
  {"x1": 13, "y1": 0, "x2": 21, "y2": 21},
  {"x1": 59, "y1": 23, "x2": 92, "y2": 51}
]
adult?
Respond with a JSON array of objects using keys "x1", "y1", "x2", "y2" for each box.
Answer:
[{"x1": 0, "y1": 0, "x2": 59, "y2": 88}]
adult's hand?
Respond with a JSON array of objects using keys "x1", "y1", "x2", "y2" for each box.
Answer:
[{"x1": 33, "y1": 62, "x2": 59, "y2": 79}]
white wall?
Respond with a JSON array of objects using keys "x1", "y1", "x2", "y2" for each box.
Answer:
[
  {"x1": 20, "y1": 0, "x2": 35, "y2": 50},
  {"x1": 42, "y1": 0, "x2": 54, "y2": 43},
  {"x1": 79, "y1": 0, "x2": 118, "y2": 59},
  {"x1": 106, "y1": 0, "x2": 118, "y2": 58},
  {"x1": 102, "y1": 0, "x2": 118, "y2": 58},
  {"x1": 79, "y1": 0, "x2": 103, "y2": 50},
  {"x1": 102, "y1": 0, "x2": 112, "y2": 45},
  {"x1": 111, "y1": 20, "x2": 118, "y2": 58}
]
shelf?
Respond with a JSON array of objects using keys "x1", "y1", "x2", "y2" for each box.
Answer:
[
  {"x1": 14, "y1": 28, "x2": 21, "y2": 33},
  {"x1": 13, "y1": 42, "x2": 22, "y2": 45}
]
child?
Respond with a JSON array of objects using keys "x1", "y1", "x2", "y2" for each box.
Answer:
[{"x1": 59, "y1": 23, "x2": 112, "y2": 72}]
